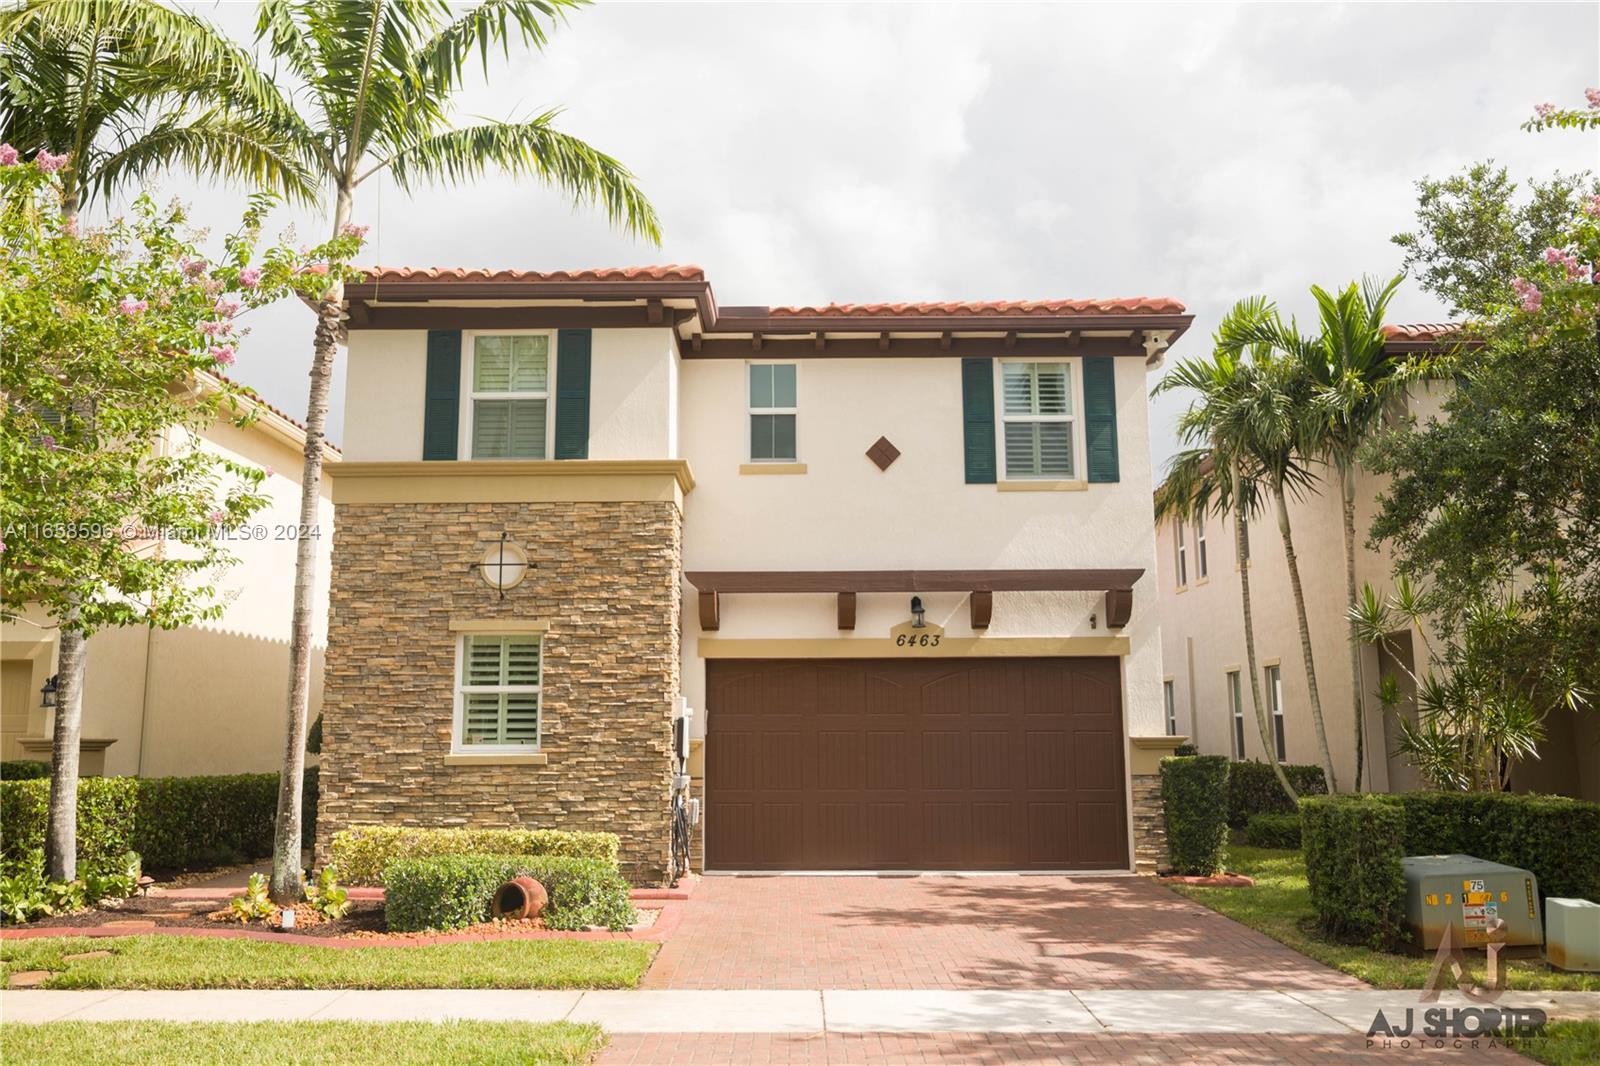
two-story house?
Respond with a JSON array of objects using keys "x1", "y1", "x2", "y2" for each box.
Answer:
[{"x1": 317, "y1": 265, "x2": 1193, "y2": 883}]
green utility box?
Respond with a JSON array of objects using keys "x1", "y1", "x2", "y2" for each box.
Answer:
[{"x1": 1401, "y1": 854, "x2": 1542, "y2": 950}]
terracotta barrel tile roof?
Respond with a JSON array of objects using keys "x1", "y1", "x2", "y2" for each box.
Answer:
[
  {"x1": 767, "y1": 297, "x2": 1187, "y2": 317},
  {"x1": 1382, "y1": 322, "x2": 1463, "y2": 341},
  {"x1": 356, "y1": 264, "x2": 705, "y2": 283}
]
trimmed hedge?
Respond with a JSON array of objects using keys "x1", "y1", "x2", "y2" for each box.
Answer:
[
  {"x1": 384, "y1": 854, "x2": 635, "y2": 932},
  {"x1": 331, "y1": 826, "x2": 621, "y2": 885},
  {"x1": 0, "y1": 769, "x2": 319, "y2": 873},
  {"x1": 1, "y1": 761, "x2": 49, "y2": 780},
  {"x1": 1227, "y1": 760, "x2": 1329, "y2": 827},
  {"x1": 1160, "y1": 755, "x2": 1231, "y2": 876},
  {"x1": 1374, "y1": 791, "x2": 1600, "y2": 902},
  {"x1": 1301, "y1": 795, "x2": 1406, "y2": 948},
  {"x1": 1243, "y1": 812, "x2": 1302, "y2": 850},
  {"x1": 0, "y1": 776, "x2": 138, "y2": 874}
]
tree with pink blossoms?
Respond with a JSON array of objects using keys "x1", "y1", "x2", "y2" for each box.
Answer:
[{"x1": 0, "y1": 156, "x2": 361, "y2": 882}]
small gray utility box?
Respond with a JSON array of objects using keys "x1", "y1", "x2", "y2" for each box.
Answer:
[{"x1": 1401, "y1": 854, "x2": 1542, "y2": 950}]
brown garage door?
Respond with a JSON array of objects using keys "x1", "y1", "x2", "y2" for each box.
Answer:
[{"x1": 704, "y1": 657, "x2": 1128, "y2": 870}]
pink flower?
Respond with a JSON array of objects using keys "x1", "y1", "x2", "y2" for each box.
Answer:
[
  {"x1": 213, "y1": 298, "x2": 241, "y2": 318},
  {"x1": 34, "y1": 150, "x2": 68, "y2": 173},
  {"x1": 1567, "y1": 258, "x2": 1594, "y2": 283},
  {"x1": 1544, "y1": 246, "x2": 1565, "y2": 265},
  {"x1": 1534, "y1": 102, "x2": 1556, "y2": 119},
  {"x1": 209, "y1": 345, "x2": 237, "y2": 367},
  {"x1": 0, "y1": 144, "x2": 17, "y2": 166},
  {"x1": 263, "y1": 465, "x2": 275, "y2": 478},
  {"x1": 1587, "y1": 88, "x2": 1600, "y2": 109},
  {"x1": 238, "y1": 268, "x2": 261, "y2": 289},
  {"x1": 199, "y1": 320, "x2": 234, "y2": 337},
  {"x1": 180, "y1": 256, "x2": 207, "y2": 277},
  {"x1": 207, "y1": 509, "x2": 228, "y2": 525},
  {"x1": 1510, "y1": 277, "x2": 1543, "y2": 313},
  {"x1": 62, "y1": 217, "x2": 78, "y2": 238},
  {"x1": 117, "y1": 297, "x2": 149, "y2": 316},
  {"x1": 1584, "y1": 195, "x2": 1600, "y2": 219},
  {"x1": 41, "y1": 434, "x2": 57, "y2": 451},
  {"x1": 0, "y1": 539, "x2": 6, "y2": 553},
  {"x1": 339, "y1": 222, "x2": 369, "y2": 239}
]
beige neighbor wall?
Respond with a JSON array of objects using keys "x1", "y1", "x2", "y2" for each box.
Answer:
[
  {"x1": 0, "y1": 415, "x2": 333, "y2": 777},
  {"x1": 679, "y1": 352, "x2": 1168, "y2": 870},
  {"x1": 1156, "y1": 382, "x2": 1598, "y2": 801},
  {"x1": 341, "y1": 327, "x2": 677, "y2": 462}
]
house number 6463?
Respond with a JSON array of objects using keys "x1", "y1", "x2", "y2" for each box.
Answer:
[{"x1": 895, "y1": 633, "x2": 941, "y2": 648}]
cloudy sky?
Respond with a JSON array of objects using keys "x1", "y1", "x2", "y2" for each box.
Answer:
[{"x1": 145, "y1": 1, "x2": 1598, "y2": 474}]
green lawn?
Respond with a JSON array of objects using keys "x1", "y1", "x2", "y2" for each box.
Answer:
[
  {"x1": 1, "y1": 1020, "x2": 604, "y2": 1066},
  {"x1": 1, "y1": 935, "x2": 654, "y2": 990},
  {"x1": 1169, "y1": 844, "x2": 1599, "y2": 991},
  {"x1": 1521, "y1": 1022, "x2": 1600, "y2": 1066}
]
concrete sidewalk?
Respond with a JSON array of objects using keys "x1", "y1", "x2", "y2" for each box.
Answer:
[{"x1": 5, "y1": 988, "x2": 1597, "y2": 1033}]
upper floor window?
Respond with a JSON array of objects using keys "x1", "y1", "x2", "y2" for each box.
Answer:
[
  {"x1": 748, "y1": 363, "x2": 797, "y2": 462},
  {"x1": 1174, "y1": 521, "x2": 1189, "y2": 587},
  {"x1": 1194, "y1": 516, "x2": 1208, "y2": 579},
  {"x1": 455, "y1": 633, "x2": 542, "y2": 750},
  {"x1": 1001, "y1": 361, "x2": 1074, "y2": 479},
  {"x1": 470, "y1": 334, "x2": 550, "y2": 459}
]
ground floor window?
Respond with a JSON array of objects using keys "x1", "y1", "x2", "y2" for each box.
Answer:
[
  {"x1": 1228, "y1": 669, "x2": 1245, "y2": 758},
  {"x1": 1265, "y1": 663, "x2": 1285, "y2": 760},
  {"x1": 1163, "y1": 679, "x2": 1177, "y2": 736},
  {"x1": 455, "y1": 633, "x2": 542, "y2": 749}
]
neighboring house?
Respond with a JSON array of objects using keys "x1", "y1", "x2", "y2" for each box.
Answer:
[
  {"x1": 317, "y1": 265, "x2": 1194, "y2": 883},
  {"x1": 1155, "y1": 324, "x2": 1598, "y2": 801},
  {"x1": 0, "y1": 384, "x2": 337, "y2": 778}
]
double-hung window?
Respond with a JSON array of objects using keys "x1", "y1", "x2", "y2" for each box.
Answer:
[
  {"x1": 1001, "y1": 362, "x2": 1074, "y2": 479},
  {"x1": 748, "y1": 363, "x2": 797, "y2": 462},
  {"x1": 1174, "y1": 522, "x2": 1189, "y2": 587},
  {"x1": 455, "y1": 634, "x2": 542, "y2": 750},
  {"x1": 470, "y1": 334, "x2": 550, "y2": 459},
  {"x1": 1228, "y1": 670, "x2": 1245, "y2": 759},
  {"x1": 1194, "y1": 516, "x2": 1208, "y2": 579},
  {"x1": 1163, "y1": 680, "x2": 1177, "y2": 737},
  {"x1": 1265, "y1": 663, "x2": 1285, "y2": 760}
]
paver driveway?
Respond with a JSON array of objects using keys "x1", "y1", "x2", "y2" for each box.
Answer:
[{"x1": 642, "y1": 874, "x2": 1366, "y2": 990}]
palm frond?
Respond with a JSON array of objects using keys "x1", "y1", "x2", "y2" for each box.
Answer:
[
  {"x1": 94, "y1": 112, "x2": 319, "y2": 205},
  {"x1": 415, "y1": 0, "x2": 583, "y2": 93}
]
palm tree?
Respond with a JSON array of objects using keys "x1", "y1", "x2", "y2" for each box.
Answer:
[
  {"x1": 243, "y1": 0, "x2": 661, "y2": 903},
  {"x1": 1226, "y1": 277, "x2": 1406, "y2": 791},
  {"x1": 1153, "y1": 319, "x2": 1301, "y2": 803},
  {"x1": 1, "y1": 0, "x2": 316, "y2": 883}
]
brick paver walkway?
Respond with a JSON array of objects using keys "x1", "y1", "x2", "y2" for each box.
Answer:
[
  {"x1": 598, "y1": 1032, "x2": 1528, "y2": 1064},
  {"x1": 642, "y1": 875, "x2": 1366, "y2": 990}
]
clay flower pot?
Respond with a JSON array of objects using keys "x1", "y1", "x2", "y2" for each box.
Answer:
[{"x1": 491, "y1": 876, "x2": 548, "y2": 920}]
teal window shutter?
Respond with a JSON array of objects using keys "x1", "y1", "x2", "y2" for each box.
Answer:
[
  {"x1": 422, "y1": 330, "x2": 461, "y2": 460},
  {"x1": 553, "y1": 328, "x2": 592, "y2": 459},
  {"x1": 961, "y1": 357, "x2": 997, "y2": 484},
  {"x1": 1083, "y1": 356, "x2": 1120, "y2": 483}
]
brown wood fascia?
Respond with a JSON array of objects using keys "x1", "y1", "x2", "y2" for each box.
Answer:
[
  {"x1": 684, "y1": 569, "x2": 1143, "y2": 593},
  {"x1": 677, "y1": 334, "x2": 1152, "y2": 360}
]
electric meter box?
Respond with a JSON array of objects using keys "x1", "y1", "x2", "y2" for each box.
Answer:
[{"x1": 1402, "y1": 854, "x2": 1542, "y2": 950}]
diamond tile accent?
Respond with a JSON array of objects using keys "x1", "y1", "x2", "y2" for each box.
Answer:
[{"x1": 866, "y1": 437, "x2": 901, "y2": 471}]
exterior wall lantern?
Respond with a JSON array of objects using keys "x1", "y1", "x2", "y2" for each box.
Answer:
[
  {"x1": 910, "y1": 596, "x2": 927, "y2": 629},
  {"x1": 468, "y1": 532, "x2": 531, "y2": 599},
  {"x1": 39, "y1": 674, "x2": 59, "y2": 708}
]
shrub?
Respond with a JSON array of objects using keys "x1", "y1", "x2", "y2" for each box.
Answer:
[
  {"x1": 384, "y1": 854, "x2": 635, "y2": 933},
  {"x1": 1300, "y1": 796, "x2": 1406, "y2": 948},
  {"x1": 1226, "y1": 761, "x2": 1329, "y2": 827},
  {"x1": 1374, "y1": 791, "x2": 1600, "y2": 902},
  {"x1": 332, "y1": 826, "x2": 621, "y2": 885},
  {"x1": 0, "y1": 776, "x2": 138, "y2": 874},
  {"x1": 1160, "y1": 755, "x2": 1231, "y2": 875},
  {"x1": 0, "y1": 761, "x2": 49, "y2": 780},
  {"x1": 1243, "y1": 812, "x2": 1302, "y2": 850}
]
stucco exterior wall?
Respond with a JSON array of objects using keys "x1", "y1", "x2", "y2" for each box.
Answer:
[{"x1": 0, "y1": 416, "x2": 333, "y2": 777}]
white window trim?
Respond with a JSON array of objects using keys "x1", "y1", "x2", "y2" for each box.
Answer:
[
  {"x1": 450, "y1": 632, "x2": 544, "y2": 754},
  {"x1": 1174, "y1": 521, "x2": 1189, "y2": 588},
  {"x1": 1227, "y1": 669, "x2": 1244, "y2": 759},
  {"x1": 1194, "y1": 516, "x2": 1208, "y2": 580},
  {"x1": 459, "y1": 329, "x2": 557, "y2": 461},
  {"x1": 746, "y1": 360, "x2": 799, "y2": 463},
  {"x1": 1163, "y1": 678, "x2": 1177, "y2": 737},
  {"x1": 995, "y1": 357, "x2": 1085, "y2": 483}
]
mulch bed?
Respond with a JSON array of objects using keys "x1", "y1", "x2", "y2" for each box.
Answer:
[{"x1": 17, "y1": 896, "x2": 391, "y2": 938}]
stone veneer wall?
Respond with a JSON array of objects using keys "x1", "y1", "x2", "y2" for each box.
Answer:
[
  {"x1": 316, "y1": 499, "x2": 682, "y2": 885},
  {"x1": 1130, "y1": 774, "x2": 1169, "y2": 875}
]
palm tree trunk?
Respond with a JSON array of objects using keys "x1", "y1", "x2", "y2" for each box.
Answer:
[
  {"x1": 1235, "y1": 464, "x2": 1295, "y2": 803},
  {"x1": 269, "y1": 184, "x2": 352, "y2": 904},
  {"x1": 1274, "y1": 483, "x2": 1338, "y2": 793},
  {"x1": 44, "y1": 618, "x2": 87, "y2": 882},
  {"x1": 1339, "y1": 464, "x2": 1365, "y2": 791}
]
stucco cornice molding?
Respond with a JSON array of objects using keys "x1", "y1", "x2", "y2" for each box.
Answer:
[{"x1": 327, "y1": 459, "x2": 694, "y2": 509}]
